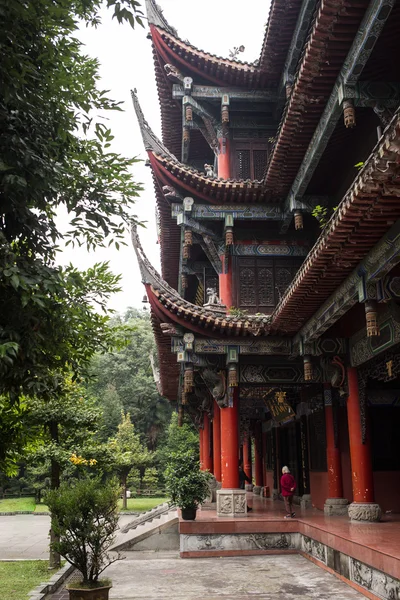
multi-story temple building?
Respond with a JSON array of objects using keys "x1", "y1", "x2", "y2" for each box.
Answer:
[{"x1": 132, "y1": 0, "x2": 400, "y2": 591}]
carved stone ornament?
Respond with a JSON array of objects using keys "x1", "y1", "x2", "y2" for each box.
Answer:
[
  {"x1": 348, "y1": 502, "x2": 382, "y2": 522},
  {"x1": 204, "y1": 163, "x2": 215, "y2": 178},
  {"x1": 164, "y1": 63, "x2": 184, "y2": 83},
  {"x1": 204, "y1": 287, "x2": 221, "y2": 306},
  {"x1": 160, "y1": 322, "x2": 180, "y2": 336},
  {"x1": 216, "y1": 489, "x2": 246, "y2": 517}
]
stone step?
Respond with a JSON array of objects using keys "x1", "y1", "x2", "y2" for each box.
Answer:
[{"x1": 111, "y1": 510, "x2": 179, "y2": 552}]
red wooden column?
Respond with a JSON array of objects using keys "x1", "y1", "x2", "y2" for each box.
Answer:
[
  {"x1": 213, "y1": 400, "x2": 222, "y2": 482},
  {"x1": 243, "y1": 434, "x2": 252, "y2": 483},
  {"x1": 324, "y1": 384, "x2": 343, "y2": 497},
  {"x1": 217, "y1": 135, "x2": 230, "y2": 180},
  {"x1": 203, "y1": 412, "x2": 213, "y2": 473},
  {"x1": 323, "y1": 384, "x2": 348, "y2": 516},
  {"x1": 347, "y1": 367, "x2": 381, "y2": 521},
  {"x1": 220, "y1": 388, "x2": 239, "y2": 488},
  {"x1": 199, "y1": 425, "x2": 204, "y2": 471},
  {"x1": 254, "y1": 421, "x2": 264, "y2": 491},
  {"x1": 219, "y1": 256, "x2": 233, "y2": 308},
  {"x1": 262, "y1": 428, "x2": 267, "y2": 487},
  {"x1": 217, "y1": 134, "x2": 233, "y2": 308}
]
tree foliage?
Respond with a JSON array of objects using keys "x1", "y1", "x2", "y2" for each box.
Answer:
[
  {"x1": 108, "y1": 412, "x2": 150, "y2": 508},
  {"x1": 88, "y1": 310, "x2": 172, "y2": 448},
  {"x1": 46, "y1": 477, "x2": 121, "y2": 585},
  {"x1": 0, "y1": 0, "x2": 143, "y2": 400},
  {"x1": 0, "y1": 0, "x2": 144, "y2": 471}
]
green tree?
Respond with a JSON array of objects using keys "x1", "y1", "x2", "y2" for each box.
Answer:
[
  {"x1": 89, "y1": 311, "x2": 172, "y2": 448},
  {"x1": 142, "y1": 467, "x2": 159, "y2": 494},
  {"x1": 109, "y1": 412, "x2": 150, "y2": 509},
  {"x1": 25, "y1": 377, "x2": 103, "y2": 567},
  {"x1": 98, "y1": 384, "x2": 124, "y2": 441},
  {"x1": 156, "y1": 413, "x2": 199, "y2": 485},
  {"x1": 46, "y1": 477, "x2": 121, "y2": 587},
  {"x1": 0, "y1": 0, "x2": 143, "y2": 472}
]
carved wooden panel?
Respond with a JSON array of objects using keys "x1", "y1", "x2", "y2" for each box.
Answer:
[
  {"x1": 235, "y1": 149, "x2": 251, "y2": 180},
  {"x1": 258, "y1": 268, "x2": 274, "y2": 306},
  {"x1": 233, "y1": 257, "x2": 303, "y2": 314},
  {"x1": 239, "y1": 266, "x2": 256, "y2": 307},
  {"x1": 232, "y1": 140, "x2": 268, "y2": 180},
  {"x1": 253, "y1": 149, "x2": 268, "y2": 180}
]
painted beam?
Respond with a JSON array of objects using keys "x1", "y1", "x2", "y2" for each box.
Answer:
[
  {"x1": 282, "y1": 0, "x2": 396, "y2": 231},
  {"x1": 297, "y1": 219, "x2": 400, "y2": 343},
  {"x1": 171, "y1": 198, "x2": 328, "y2": 221},
  {"x1": 173, "y1": 85, "x2": 278, "y2": 103},
  {"x1": 172, "y1": 203, "x2": 284, "y2": 220}
]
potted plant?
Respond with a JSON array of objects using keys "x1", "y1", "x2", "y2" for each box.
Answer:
[
  {"x1": 45, "y1": 477, "x2": 121, "y2": 600},
  {"x1": 165, "y1": 449, "x2": 211, "y2": 520}
]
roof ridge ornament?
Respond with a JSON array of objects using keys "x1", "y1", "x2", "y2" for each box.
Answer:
[
  {"x1": 145, "y1": 0, "x2": 178, "y2": 37},
  {"x1": 130, "y1": 89, "x2": 177, "y2": 160}
]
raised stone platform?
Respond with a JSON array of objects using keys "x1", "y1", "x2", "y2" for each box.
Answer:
[{"x1": 179, "y1": 495, "x2": 400, "y2": 600}]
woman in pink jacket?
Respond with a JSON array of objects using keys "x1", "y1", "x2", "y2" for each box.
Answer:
[{"x1": 280, "y1": 466, "x2": 296, "y2": 519}]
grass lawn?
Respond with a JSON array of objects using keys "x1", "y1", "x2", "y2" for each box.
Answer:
[
  {"x1": 0, "y1": 497, "x2": 36, "y2": 512},
  {"x1": 0, "y1": 495, "x2": 169, "y2": 513},
  {"x1": 119, "y1": 496, "x2": 169, "y2": 512},
  {"x1": 0, "y1": 560, "x2": 50, "y2": 600}
]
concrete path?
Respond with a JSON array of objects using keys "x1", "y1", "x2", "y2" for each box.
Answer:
[
  {"x1": 0, "y1": 514, "x2": 135, "y2": 560},
  {"x1": 97, "y1": 553, "x2": 364, "y2": 600}
]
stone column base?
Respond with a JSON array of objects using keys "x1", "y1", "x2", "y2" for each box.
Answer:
[
  {"x1": 245, "y1": 484, "x2": 253, "y2": 492},
  {"x1": 348, "y1": 502, "x2": 382, "y2": 522},
  {"x1": 301, "y1": 494, "x2": 312, "y2": 510},
  {"x1": 324, "y1": 498, "x2": 348, "y2": 516},
  {"x1": 270, "y1": 488, "x2": 279, "y2": 500},
  {"x1": 217, "y1": 489, "x2": 247, "y2": 517},
  {"x1": 253, "y1": 485, "x2": 262, "y2": 495}
]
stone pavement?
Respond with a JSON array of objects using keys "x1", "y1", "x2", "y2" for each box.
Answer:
[
  {"x1": 45, "y1": 552, "x2": 365, "y2": 599},
  {"x1": 0, "y1": 514, "x2": 135, "y2": 560}
]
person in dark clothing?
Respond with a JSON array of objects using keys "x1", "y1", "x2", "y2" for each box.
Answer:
[
  {"x1": 239, "y1": 463, "x2": 252, "y2": 489},
  {"x1": 239, "y1": 462, "x2": 252, "y2": 512},
  {"x1": 280, "y1": 465, "x2": 296, "y2": 518}
]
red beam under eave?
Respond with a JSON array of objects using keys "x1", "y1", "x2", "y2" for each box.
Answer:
[
  {"x1": 149, "y1": 153, "x2": 226, "y2": 204},
  {"x1": 145, "y1": 284, "x2": 225, "y2": 338},
  {"x1": 150, "y1": 25, "x2": 233, "y2": 88}
]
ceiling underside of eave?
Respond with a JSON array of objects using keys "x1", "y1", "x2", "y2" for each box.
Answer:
[
  {"x1": 265, "y1": 0, "x2": 370, "y2": 199},
  {"x1": 270, "y1": 111, "x2": 400, "y2": 334}
]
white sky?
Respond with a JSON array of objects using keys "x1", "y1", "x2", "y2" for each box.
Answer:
[{"x1": 59, "y1": 0, "x2": 269, "y2": 314}]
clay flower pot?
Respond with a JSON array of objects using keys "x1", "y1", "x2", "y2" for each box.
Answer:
[{"x1": 68, "y1": 582, "x2": 112, "y2": 600}]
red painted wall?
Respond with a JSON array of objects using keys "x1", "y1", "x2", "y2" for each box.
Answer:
[
  {"x1": 310, "y1": 471, "x2": 329, "y2": 510},
  {"x1": 374, "y1": 472, "x2": 400, "y2": 513},
  {"x1": 265, "y1": 470, "x2": 274, "y2": 494}
]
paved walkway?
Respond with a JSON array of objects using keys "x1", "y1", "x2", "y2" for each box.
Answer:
[
  {"x1": 0, "y1": 514, "x2": 134, "y2": 560},
  {"x1": 46, "y1": 552, "x2": 365, "y2": 599}
]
